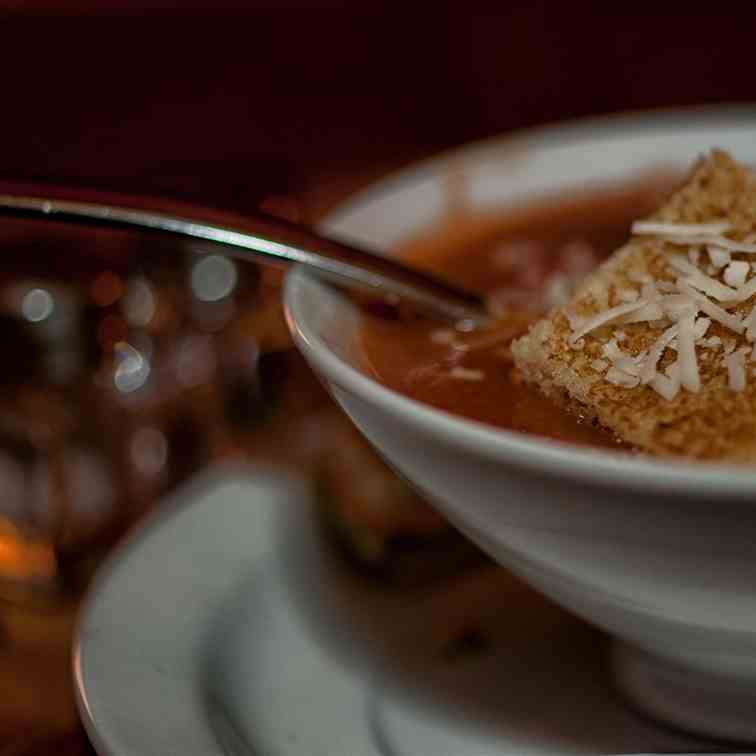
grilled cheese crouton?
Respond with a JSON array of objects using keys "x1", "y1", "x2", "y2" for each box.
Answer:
[{"x1": 511, "y1": 151, "x2": 756, "y2": 461}]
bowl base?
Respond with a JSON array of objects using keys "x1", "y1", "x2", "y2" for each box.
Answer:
[{"x1": 612, "y1": 639, "x2": 756, "y2": 744}]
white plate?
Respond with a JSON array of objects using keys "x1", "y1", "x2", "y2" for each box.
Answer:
[
  {"x1": 74, "y1": 465, "x2": 716, "y2": 755},
  {"x1": 76, "y1": 108, "x2": 756, "y2": 753}
]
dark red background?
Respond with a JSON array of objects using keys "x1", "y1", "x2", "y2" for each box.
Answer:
[{"x1": 0, "y1": 3, "x2": 754, "y2": 212}]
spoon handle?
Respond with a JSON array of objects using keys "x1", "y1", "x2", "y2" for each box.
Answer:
[{"x1": 0, "y1": 193, "x2": 488, "y2": 325}]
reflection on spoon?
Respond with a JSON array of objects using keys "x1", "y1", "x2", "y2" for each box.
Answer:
[{"x1": 0, "y1": 192, "x2": 489, "y2": 327}]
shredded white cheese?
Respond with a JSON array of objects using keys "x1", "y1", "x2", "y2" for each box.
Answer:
[
  {"x1": 569, "y1": 300, "x2": 650, "y2": 343},
  {"x1": 742, "y1": 306, "x2": 756, "y2": 342},
  {"x1": 724, "y1": 260, "x2": 750, "y2": 288},
  {"x1": 613, "y1": 357, "x2": 643, "y2": 377},
  {"x1": 650, "y1": 377, "x2": 678, "y2": 400},
  {"x1": 650, "y1": 361, "x2": 681, "y2": 400},
  {"x1": 694, "y1": 317, "x2": 712, "y2": 340},
  {"x1": 701, "y1": 336, "x2": 722, "y2": 348},
  {"x1": 567, "y1": 213, "x2": 756, "y2": 401},
  {"x1": 632, "y1": 220, "x2": 733, "y2": 236},
  {"x1": 602, "y1": 338, "x2": 625, "y2": 360},
  {"x1": 605, "y1": 366, "x2": 640, "y2": 388},
  {"x1": 675, "y1": 281, "x2": 745, "y2": 334},
  {"x1": 653, "y1": 361, "x2": 681, "y2": 399},
  {"x1": 666, "y1": 235, "x2": 756, "y2": 254},
  {"x1": 707, "y1": 246, "x2": 732, "y2": 268},
  {"x1": 676, "y1": 311, "x2": 701, "y2": 393},
  {"x1": 619, "y1": 302, "x2": 665, "y2": 323},
  {"x1": 668, "y1": 256, "x2": 738, "y2": 301},
  {"x1": 724, "y1": 350, "x2": 747, "y2": 392},
  {"x1": 660, "y1": 293, "x2": 697, "y2": 320},
  {"x1": 733, "y1": 275, "x2": 756, "y2": 302},
  {"x1": 640, "y1": 324, "x2": 678, "y2": 384}
]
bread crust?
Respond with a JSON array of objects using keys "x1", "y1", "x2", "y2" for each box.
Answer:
[{"x1": 512, "y1": 151, "x2": 756, "y2": 460}]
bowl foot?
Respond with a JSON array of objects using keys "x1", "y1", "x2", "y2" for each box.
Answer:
[{"x1": 612, "y1": 639, "x2": 756, "y2": 744}]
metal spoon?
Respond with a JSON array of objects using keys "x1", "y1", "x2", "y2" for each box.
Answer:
[{"x1": 0, "y1": 193, "x2": 488, "y2": 326}]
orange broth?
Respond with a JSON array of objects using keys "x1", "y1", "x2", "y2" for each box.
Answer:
[{"x1": 360, "y1": 178, "x2": 677, "y2": 448}]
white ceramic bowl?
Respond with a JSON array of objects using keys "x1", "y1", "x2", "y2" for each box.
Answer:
[{"x1": 285, "y1": 107, "x2": 756, "y2": 743}]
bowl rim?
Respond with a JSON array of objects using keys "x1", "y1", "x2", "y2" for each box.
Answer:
[{"x1": 285, "y1": 105, "x2": 756, "y2": 498}]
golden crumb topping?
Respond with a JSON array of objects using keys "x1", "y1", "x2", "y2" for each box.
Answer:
[{"x1": 512, "y1": 150, "x2": 756, "y2": 460}]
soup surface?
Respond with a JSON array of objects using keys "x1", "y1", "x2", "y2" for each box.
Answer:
[{"x1": 360, "y1": 178, "x2": 677, "y2": 449}]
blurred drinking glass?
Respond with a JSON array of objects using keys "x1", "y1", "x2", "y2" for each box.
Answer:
[{"x1": 0, "y1": 280, "x2": 120, "y2": 602}]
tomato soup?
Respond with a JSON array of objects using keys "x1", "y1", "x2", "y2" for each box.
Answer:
[{"x1": 360, "y1": 179, "x2": 676, "y2": 448}]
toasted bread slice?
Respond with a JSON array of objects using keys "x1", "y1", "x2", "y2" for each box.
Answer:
[{"x1": 511, "y1": 151, "x2": 756, "y2": 461}]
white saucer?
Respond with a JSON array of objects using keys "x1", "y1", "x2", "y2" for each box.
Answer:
[{"x1": 74, "y1": 465, "x2": 720, "y2": 755}]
